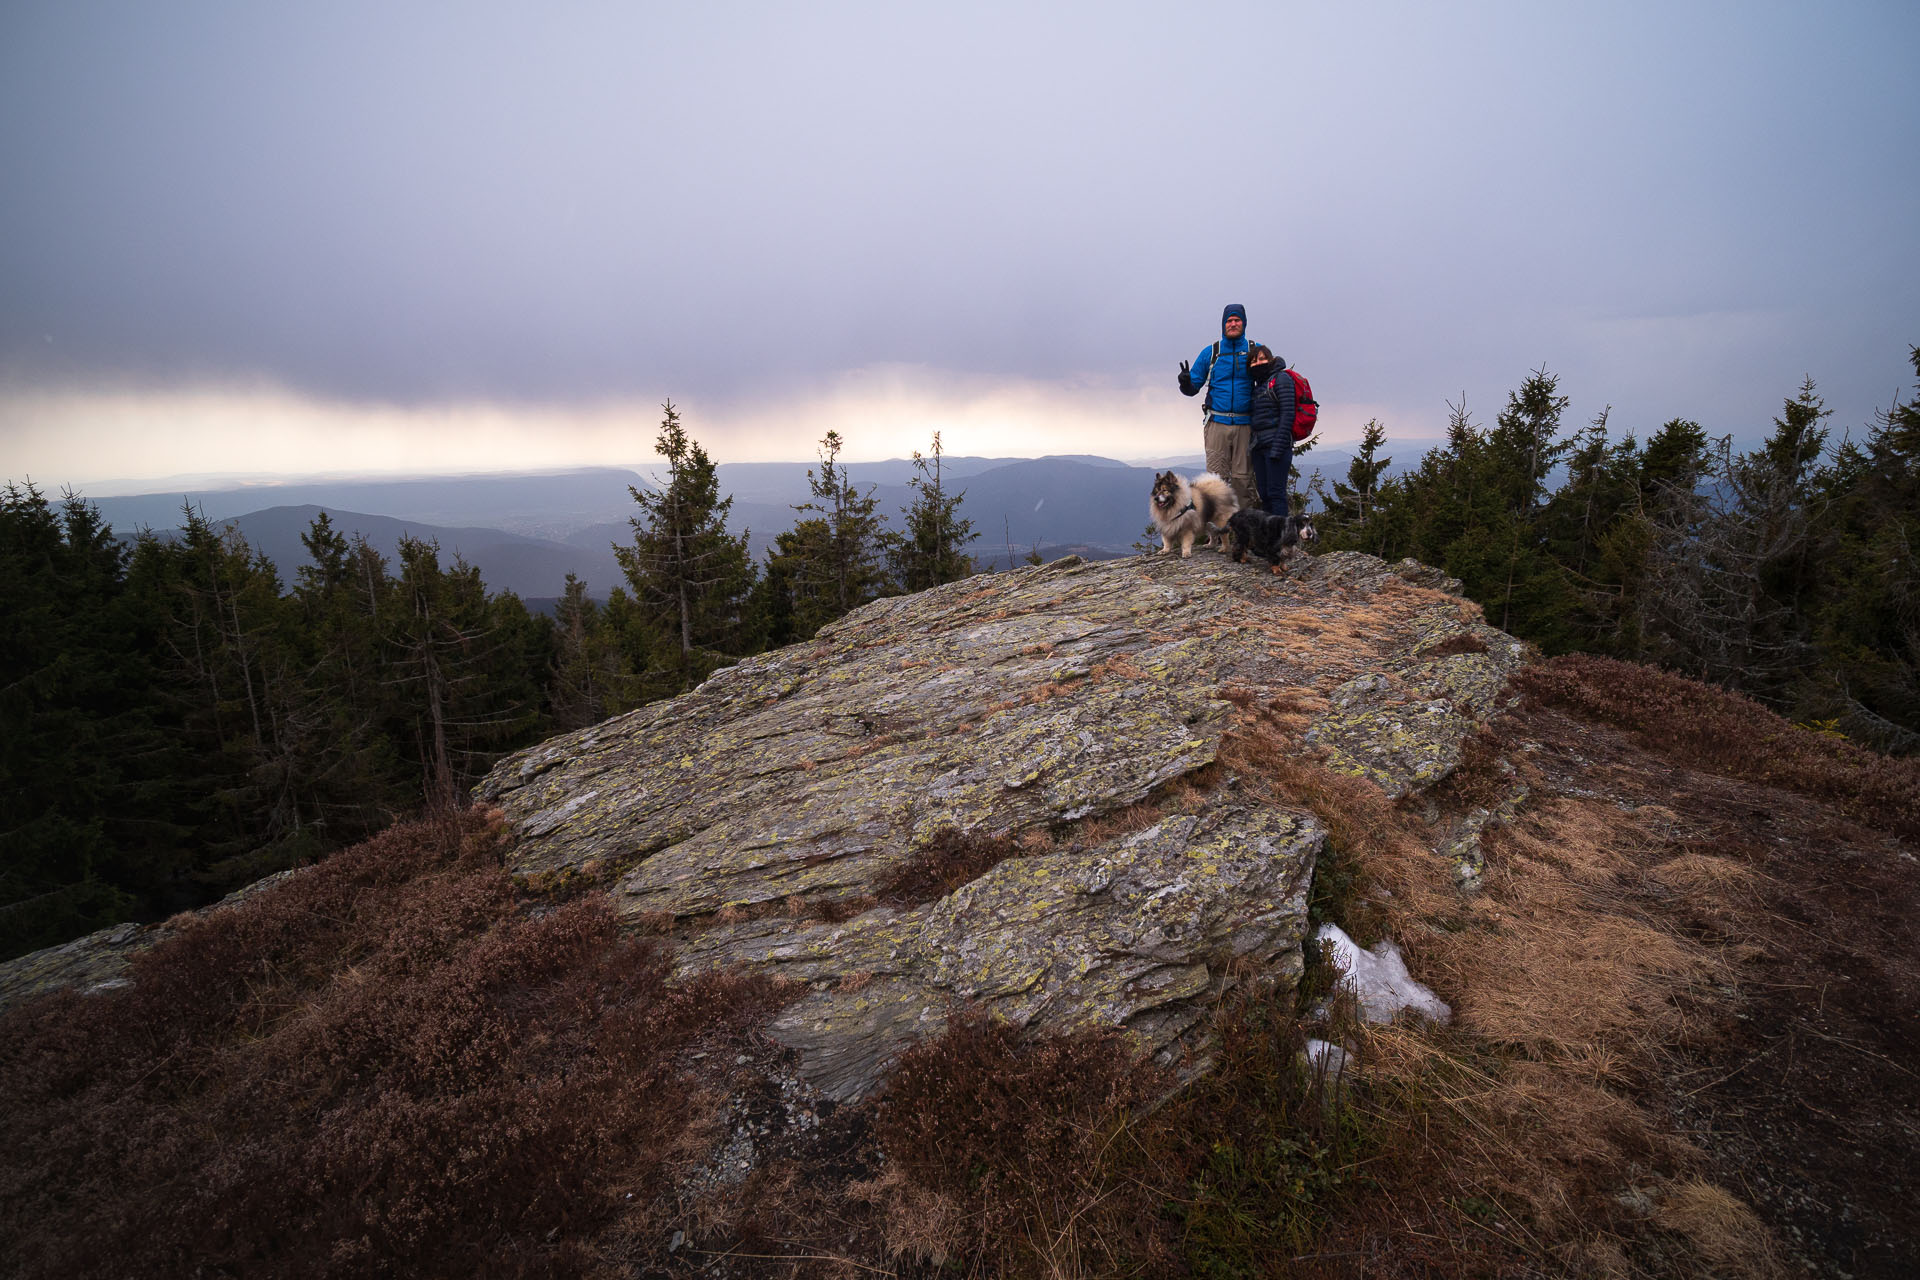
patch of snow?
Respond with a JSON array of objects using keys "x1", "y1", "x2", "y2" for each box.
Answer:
[
  {"x1": 1302, "y1": 1037, "x2": 1352, "y2": 1080},
  {"x1": 1316, "y1": 923, "x2": 1451, "y2": 1025}
]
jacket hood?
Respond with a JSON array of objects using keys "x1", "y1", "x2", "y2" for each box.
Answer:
[{"x1": 1221, "y1": 303, "x2": 1247, "y2": 336}]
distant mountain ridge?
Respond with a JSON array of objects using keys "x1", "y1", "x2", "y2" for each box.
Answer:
[
  {"x1": 82, "y1": 468, "x2": 652, "y2": 544},
  {"x1": 160, "y1": 505, "x2": 629, "y2": 603},
  {"x1": 81, "y1": 451, "x2": 1389, "y2": 598}
]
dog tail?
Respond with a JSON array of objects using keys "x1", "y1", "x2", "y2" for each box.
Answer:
[{"x1": 1192, "y1": 473, "x2": 1238, "y2": 523}]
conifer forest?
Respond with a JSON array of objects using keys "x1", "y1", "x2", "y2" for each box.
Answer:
[{"x1": 5, "y1": 352, "x2": 1917, "y2": 963}]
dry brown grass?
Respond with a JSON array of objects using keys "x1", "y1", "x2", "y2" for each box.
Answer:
[
  {"x1": 1516, "y1": 653, "x2": 1920, "y2": 839},
  {"x1": 846, "y1": 1164, "x2": 967, "y2": 1267},
  {"x1": 1220, "y1": 683, "x2": 1331, "y2": 737},
  {"x1": 1213, "y1": 693, "x2": 1778, "y2": 1274},
  {"x1": 1431, "y1": 801, "x2": 1713, "y2": 1054},
  {"x1": 1649, "y1": 851, "x2": 1767, "y2": 898},
  {"x1": 1089, "y1": 653, "x2": 1148, "y2": 682},
  {"x1": 1220, "y1": 691, "x2": 1455, "y2": 937},
  {"x1": 1016, "y1": 827, "x2": 1056, "y2": 854},
  {"x1": 1062, "y1": 799, "x2": 1165, "y2": 848},
  {"x1": 1653, "y1": 1179, "x2": 1785, "y2": 1278}
]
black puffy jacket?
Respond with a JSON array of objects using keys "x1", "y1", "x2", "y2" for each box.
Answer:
[{"x1": 1249, "y1": 361, "x2": 1297, "y2": 446}]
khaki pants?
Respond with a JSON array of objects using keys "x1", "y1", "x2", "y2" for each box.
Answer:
[{"x1": 1203, "y1": 416, "x2": 1258, "y2": 511}]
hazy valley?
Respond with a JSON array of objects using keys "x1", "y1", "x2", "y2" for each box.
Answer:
[{"x1": 83, "y1": 450, "x2": 1375, "y2": 601}]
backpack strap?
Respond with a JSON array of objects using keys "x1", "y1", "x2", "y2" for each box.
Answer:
[{"x1": 1201, "y1": 339, "x2": 1223, "y2": 420}]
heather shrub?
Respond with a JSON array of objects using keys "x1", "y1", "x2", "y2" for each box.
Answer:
[
  {"x1": 874, "y1": 829, "x2": 1027, "y2": 906},
  {"x1": 0, "y1": 809, "x2": 790, "y2": 1279},
  {"x1": 870, "y1": 1007, "x2": 1176, "y2": 1275},
  {"x1": 1165, "y1": 995, "x2": 1371, "y2": 1268},
  {"x1": 865, "y1": 992, "x2": 1375, "y2": 1277},
  {"x1": 1515, "y1": 654, "x2": 1920, "y2": 838}
]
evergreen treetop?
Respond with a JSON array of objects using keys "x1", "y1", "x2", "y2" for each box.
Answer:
[{"x1": 614, "y1": 401, "x2": 756, "y2": 693}]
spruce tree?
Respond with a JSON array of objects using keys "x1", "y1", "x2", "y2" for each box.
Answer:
[
  {"x1": 1804, "y1": 349, "x2": 1920, "y2": 747},
  {"x1": 387, "y1": 536, "x2": 548, "y2": 810},
  {"x1": 614, "y1": 402, "x2": 756, "y2": 693},
  {"x1": 777, "y1": 429, "x2": 890, "y2": 638},
  {"x1": 744, "y1": 547, "x2": 799, "y2": 650},
  {"x1": 1542, "y1": 409, "x2": 1646, "y2": 651},
  {"x1": 153, "y1": 506, "x2": 326, "y2": 874},
  {"x1": 1414, "y1": 394, "x2": 1494, "y2": 563},
  {"x1": 1315, "y1": 418, "x2": 1392, "y2": 549},
  {"x1": 888, "y1": 431, "x2": 978, "y2": 592},
  {"x1": 1478, "y1": 369, "x2": 1576, "y2": 639},
  {"x1": 290, "y1": 513, "x2": 406, "y2": 842},
  {"x1": 1638, "y1": 418, "x2": 1712, "y2": 499},
  {"x1": 0, "y1": 486, "x2": 177, "y2": 958},
  {"x1": 547, "y1": 574, "x2": 641, "y2": 730},
  {"x1": 1486, "y1": 367, "x2": 1575, "y2": 517},
  {"x1": 1639, "y1": 382, "x2": 1832, "y2": 698}
]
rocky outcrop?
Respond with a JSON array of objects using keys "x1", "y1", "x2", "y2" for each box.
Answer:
[
  {"x1": 480, "y1": 550, "x2": 1528, "y2": 1100},
  {"x1": 0, "y1": 869, "x2": 303, "y2": 1016},
  {"x1": 687, "y1": 804, "x2": 1318, "y2": 1100}
]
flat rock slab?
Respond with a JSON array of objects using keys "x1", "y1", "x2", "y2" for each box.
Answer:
[
  {"x1": 479, "y1": 550, "x2": 1528, "y2": 1099},
  {"x1": 681, "y1": 803, "x2": 1318, "y2": 1101}
]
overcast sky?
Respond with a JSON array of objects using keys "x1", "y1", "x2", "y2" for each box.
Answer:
[{"x1": 3, "y1": 1, "x2": 1917, "y2": 491}]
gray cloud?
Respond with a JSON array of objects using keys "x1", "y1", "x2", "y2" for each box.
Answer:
[{"x1": 3, "y1": 0, "x2": 1917, "y2": 456}]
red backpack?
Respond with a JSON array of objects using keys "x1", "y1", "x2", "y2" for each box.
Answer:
[
  {"x1": 1284, "y1": 368, "x2": 1318, "y2": 440},
  {"x1": 1256, "y1": 367, "x2": 1320, "y2": 440}
]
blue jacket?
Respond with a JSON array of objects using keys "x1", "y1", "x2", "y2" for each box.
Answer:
[{"x1": 1184, "y1": 304, "x2": 1257, "y2": 426}]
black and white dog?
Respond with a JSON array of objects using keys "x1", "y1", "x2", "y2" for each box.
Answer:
[{"x1": 1228, "y1": 509, "x2": 1317, "y2": 574}]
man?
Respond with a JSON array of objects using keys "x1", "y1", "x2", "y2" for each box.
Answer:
[{"x1": 1178, "y1": 304, "x2": 1260, "y2": 510}]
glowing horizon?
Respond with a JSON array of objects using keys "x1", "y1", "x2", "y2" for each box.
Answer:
[{"x1": 2, "y1": 366, "x2": 1431, "y2": 495}]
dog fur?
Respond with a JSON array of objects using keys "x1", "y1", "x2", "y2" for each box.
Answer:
[
  {"x1": 1228, "y1": 509, "x2": 1318, "y2": 574},
  {"x1": 1149, "y1": 471, "x2": 1240, "y2": 557}
]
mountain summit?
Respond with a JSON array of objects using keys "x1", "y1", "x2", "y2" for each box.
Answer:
[{"x1": 479, "y1": 550, "x2": 1524, "y2": 1099}]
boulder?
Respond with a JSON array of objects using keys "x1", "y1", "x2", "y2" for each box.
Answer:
[{"x1": 480, "y1": 550, "x2": 1528, "y2": 1099}]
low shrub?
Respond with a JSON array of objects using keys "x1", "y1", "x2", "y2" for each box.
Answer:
[
  {"x1": 0, "y1": 809, "x2": 791, "y2": 1280},
  {"x1": 861, "y1": 987, "x2": 1376, "y2": 1278},
  {"x1": 869, "y1": 1007, "x2": 1177, "y2": 1275},
  {"x1": 1515, "y1": 654, "x2": 1920, "y2": 838},
  {"x1": 1164, "y1": 994, "x2": 1372, "y2": 1272},
  {"x1": 874, "y1": 829, "x2": 1028, "y2": 907}
]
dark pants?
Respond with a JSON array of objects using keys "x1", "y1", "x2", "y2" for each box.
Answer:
[{"x1": 1251, "y1": 432, "x2": 1293, "y2": 517}]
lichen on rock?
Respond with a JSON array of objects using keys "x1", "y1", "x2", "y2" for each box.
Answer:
[
  {"x1": 478, "y1": 549, "x2": 1532, "y2": 1100},
  {"x1": 678, "y1": 803, "x2": 1319, "y2": 1101}
]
